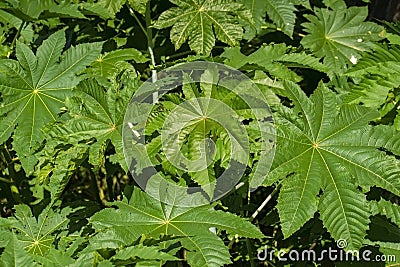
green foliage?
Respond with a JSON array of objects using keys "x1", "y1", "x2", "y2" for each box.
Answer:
[
  {"x1": 0, "y1": 30, "x2": 102, "y2": 173},
  {"x1": 154, "y1": 0, "x2": 248, "y2": 55},
  {"x1": 0, "y1": 0, "x2": 400, "y2": 266},
  {"x1": 266, "y1": 81, "x2": 400, "y2": 250},
  {"x1": 90, "y1": 188, "x2": 262, "y2": 267},
  {"x1": 301, "y1": 4, "x2": 384, "y2": 72},
  {"x1": 0, "y1": 204, "x2": 69, "y2": 256}
]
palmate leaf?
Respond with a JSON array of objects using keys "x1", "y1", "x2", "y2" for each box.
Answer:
[
  {"x1": 0, "y1": 30, "x2": 102, "y2": 173},
  {"x1": 0, "y1": 234, "x2": 37, "y2": 267},
  {"x1": 265, "y1": 81, "x2": 400, "y2": 250},
  {"x1": 90, "y1": 189, "x2": 263, "y2": 267},
  {"x1": 301, "y1": 5, "x2": 384, "y2": 72},
  {"x1": 0, "y1": 204, "x2": 69, "y2": 257},
  {"x1": 344, "y1": 73, "x2": 400, "y2": 107},
  {"x1": 45, "y1": 78, "x2": 134, "y2": 170},
  {"x1": 238, "y1": 0, "x2": 267, "y2": 39},
  {"x1": 154, "y1": 0, "x2": 247, "y2": 55}
]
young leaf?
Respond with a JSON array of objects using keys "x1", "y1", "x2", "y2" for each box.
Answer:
[
  {"x1": 301, "y1": 6, "x2": 384, "y2": 72},
  {"x1": 266, "y1": 81, "x2": 400, "y2": 250},
  {"x1": 0, "y1": 30, "x2": 102, "y2": 173},
  {"x1": 154, "y1": 0, "x2": 248, "y2": 55},
  {"x1": 90, "y1": 189, "x2": 263, "y2": 267}
]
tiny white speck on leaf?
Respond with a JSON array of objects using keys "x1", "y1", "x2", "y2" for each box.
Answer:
[
  {"x1": 350, "y1": 55, "x2": 357, "y2": 64},
  {"x1": 357, "y1": 38, "x2": 363, "y2": 42}
]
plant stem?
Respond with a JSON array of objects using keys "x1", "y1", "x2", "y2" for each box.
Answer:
[
  {"x1": 129, "y1": 8, "x2": 148, "y2": 40},
  {"x1": 250, "y1": 183, "x2": 282, "y2": 222},
  {"x1": 246, "y1": 238, "x2": 256, "y2": 267},
  {"x1": 144, "y1": 0, "x2": 158, "y2": 105},
  {"x1": 0, "y1": 145, "x2": 22, "y2": 203},
  {"x1": 10, "y1": 21, "x2": 25, "y2": 49}
]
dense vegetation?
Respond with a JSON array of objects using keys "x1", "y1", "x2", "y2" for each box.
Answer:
[{"x1": 1, "y1": 0, "x2": 400, "y2": 266}]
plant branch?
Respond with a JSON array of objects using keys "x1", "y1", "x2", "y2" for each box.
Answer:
[
  {"x1": 250, "y1": 183, "x2": 282, "y2": 222},
  {"x1": 129, "y1": 8, "x2": 148, "y2": 40},
  {"x1": 10, "y1": 21, "x2": 25, "y2": 50}
]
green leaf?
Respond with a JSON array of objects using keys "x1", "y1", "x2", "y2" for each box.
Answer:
[
  {"x1": 267, "y1": 81, "x2": 400, "y2": 250},
  {"x1": 322, "y1": 0, "x2": 347, "y2": 9},
  {"x1": 346, "y1": 45, "x2": 400, "y2": 77},
  {"x1": 154, "y1": 0, "x2": 247, "y2": 55},
  {"x1": 237, "y1": 0, "x2": 267, "y2": 39},
  {"x1": 301, "y1": 6, "x2": 384, "y2": 72},
  {"x1": 265, "y1": 0, "x2": 297, "y2": 37},
  {"x1": 128, "y1": 0, "x2": 149, "y2": 15},
  {"x1": 1, "y1": 204, "x2": 69, "y2": 256},
  {"x1": 344, "y1": 74, "x2": 400, "y2": 107},
  {"x1": 0, "y1": 234, "x2": 37, "y2": 266},
  {"x1": 89, "y1": 48, "x2": 148, "y2": 80},
  {"x1": 31, "y1": 248, "x2": 75, "y2": 266},
  {"x1": 3, "y1": 0, "x2": 84, "y2": 20},
  {"x1": 82, "y1": 0, "x2": 125, "y2": 19},
  {"x1": 45, "y1": 78, "x2": 133, "y2": 170},
  {"x1": 365, "y1": 240, "x2": 400, "y2": 264},
  {"x1": 344, "y1": 45, "x2": 400, "y2": 107},
  {"x1": 221, "y1": 44, "x2": 326, "y2": 80},
  {"x1": 113, "y1": 244, "x2": 179, "y2": 261},
  {"x1": 90, "y1": 189, "x2": 263, "y2": 267},
  {"x1": 0, "y1": 30, "x2": 102, "y2": 173},
  {"x1": 370, "y1": 199, "x2": 400, "y2": 228}
]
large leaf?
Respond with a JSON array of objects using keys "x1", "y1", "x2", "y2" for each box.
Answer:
[
  {"x1": 0, "y1": 30, "x2": 102, "y2": 173},
  {"x1": 0, "y1": 234, "x2": 37, "y2": 267},
  {"x1": 265, "y1": 81, "x2": 400, "y2": 250},
  {"x1": 90, "y1": 189, "x2": 263, "y2": 267},
  {"x1": 154, "y1": 0, "x2": 248, "y2": 55},
  {"x1": 0, "y1": 204, "x2": 69, "y2": 256},
  {"x1": 301, "y1": 5, "x2": 384, "y2": 72}
]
